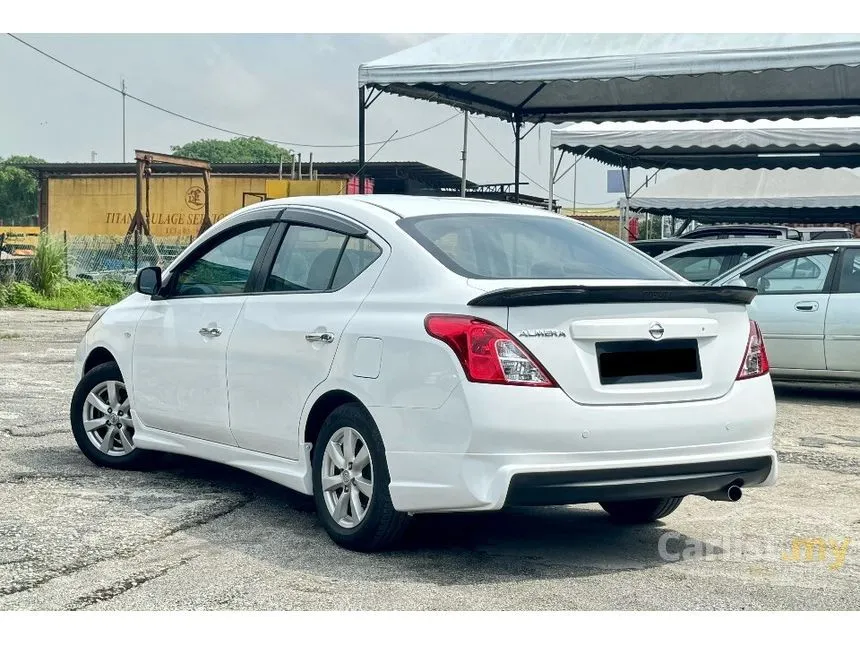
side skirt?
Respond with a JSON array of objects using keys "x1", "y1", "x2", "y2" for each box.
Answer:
[{"x1": 132, "y1": 415, "x2": 314, "y2": 496}]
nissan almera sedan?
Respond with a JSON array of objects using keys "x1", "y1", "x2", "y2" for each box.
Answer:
[{"x1": 71, "y1": 195, "x2": 778, "y2": 551}]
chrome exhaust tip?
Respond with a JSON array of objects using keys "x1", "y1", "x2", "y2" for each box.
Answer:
[{"x1": 701, "y1": 484, "x2": 743, "y2": 502}]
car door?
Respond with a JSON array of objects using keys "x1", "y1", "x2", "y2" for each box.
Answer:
[
  {"x1": 132, "y1": 216, "x2": 275, "y2": 445},
  {"x1": 226, "y1": 209, "x2": 386, "y2": 460},
  {"x1": 738, "y1": 248, "x2": 838, "y2": 371},
  {"x1": 824, "y1": 247, "x2": 860, "y2": 373}
]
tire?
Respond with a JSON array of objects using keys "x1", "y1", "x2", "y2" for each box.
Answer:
[
  {"x1": 600, "y1": 497, "x2": 684, "y2": 524},
  {"x1": 70, "y1": 361, "x2": 152, "y2": 470},
  {"x1": 312, "y1": 403, "x2": 410, "y2": 551}
]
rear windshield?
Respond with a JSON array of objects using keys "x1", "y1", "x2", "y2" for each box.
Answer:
[
  {"x1": 399, "y1": 214, "x2": 675, "y2": 280},
  {"x1": 806, "y1": 230, "x2": 852, "y2": 240}
]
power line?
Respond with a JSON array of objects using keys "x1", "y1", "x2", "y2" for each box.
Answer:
[
  {"x1": 467, "y1": 117, "x2": 620, "y2": 208},
  {"x1": 7, "y1": 33, "x2": 460, "y2": 150}
]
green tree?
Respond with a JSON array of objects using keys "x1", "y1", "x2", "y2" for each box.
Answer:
[
  {"x1": 170, "y1": 137, "x2": 294, "y2": 164},
  {"x1": 0, "y1": 155, "x2": 44, "y2": 225}
]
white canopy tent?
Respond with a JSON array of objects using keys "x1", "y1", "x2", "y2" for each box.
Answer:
[
  {"x1": 550, "y1": 117, "x2": 860, "y2": 170},
  {"x1": 547, "y1": 117, "x2": 860, "y2": 217},
  {"x1": 621, "y1": 168, "x2": 860, "y2": 229},
  {"x1": 358, "y1": 34, "x2": 860, "y2": 200}
]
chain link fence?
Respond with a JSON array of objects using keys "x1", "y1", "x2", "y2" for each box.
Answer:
[
  {"x1": 0, "y1": 256, "x2": 32, "y2": 283},
  {"x1": 1, "y1": 232, "x2": 194, "y2": 286},
  {"x1": 63, "y1": 233, "x2": 194, "y2": 285}
]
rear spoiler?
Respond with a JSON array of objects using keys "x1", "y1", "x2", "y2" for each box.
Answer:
[{"x1": 468, "y1": 285, "x2": 757, "y2": 307}]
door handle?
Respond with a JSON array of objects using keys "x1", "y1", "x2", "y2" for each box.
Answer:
[
  {"x1": 794, "y1": 302, "x2": 819, "y2": 312},
  {"x1": 199, "y1": 327, "x2": 222, "y2": 337},
  {"x1": 305, "y1": 332, "x2": 334, "y2": 343}
]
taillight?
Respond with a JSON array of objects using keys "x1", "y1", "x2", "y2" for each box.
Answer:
[
  {"x1": 424, "y1": 314, "x2": 557, "y2": 387},
  {"x1": 736, "y1": 321, "x2": 770, "y2": 380}
]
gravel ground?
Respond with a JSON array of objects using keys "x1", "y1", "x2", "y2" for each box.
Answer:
[{"x1": 0, "y1": 307, "x2": 858, "y2": 610}]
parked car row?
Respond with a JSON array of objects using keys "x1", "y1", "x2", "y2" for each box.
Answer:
[
  {"x1": 632, "y1": 225, "x2": 853, "y2": 258},
  {"x1": 639, "y1": 224, "x2": 860, "y2": 382}
]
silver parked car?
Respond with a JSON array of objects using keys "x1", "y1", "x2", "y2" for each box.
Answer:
[
  {"x1": 655, "y1": 239, "x2": 793, "y2": 284},
  {"x1": 708, "y1": 240, "x2": 860, "y2": 381}
]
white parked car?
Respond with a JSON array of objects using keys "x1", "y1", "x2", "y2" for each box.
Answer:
[
  {"x1": 71, "y1": 196, "x2": 777, "y2": 551},
  {"x1": 708, "y1": 239, "x2": 860, "y2": 381}
]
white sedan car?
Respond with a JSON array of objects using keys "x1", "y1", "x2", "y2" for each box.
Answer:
[
  {"x1": 708, "y1": 239, "x2": 860, "y2": 381},
  {"x1": 71, "y1": 196, "x2": 777, "y2": 551}
]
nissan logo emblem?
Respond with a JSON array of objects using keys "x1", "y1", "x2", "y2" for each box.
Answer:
[{"x1": 649, "y1": 322, "x2": 665, "y2": 340}]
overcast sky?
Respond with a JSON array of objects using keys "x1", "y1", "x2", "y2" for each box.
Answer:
[{"x1": 0, "y1": 33, "x2": 636, "y2": 208}]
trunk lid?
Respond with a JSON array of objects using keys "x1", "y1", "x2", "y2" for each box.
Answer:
[{"x1": 467, "y1": 279, "x2": 756, "y2": 406}]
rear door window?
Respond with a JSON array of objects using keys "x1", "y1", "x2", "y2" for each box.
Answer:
[
  {"x1": 265, "y1": 225, "x2": 381, "y2": 292},
  {"x1": 661, "y1": 248, "x2": 737, "y2": 282},
  {"x1": 742, "y1": 252, "x2": 835, "y2": 294},
  {"x1": 400, "y1": 214, "x2": 674, "y2": 280},
  {"x1": 835, "y1": 248, "x2": 860, "y2": 294}
]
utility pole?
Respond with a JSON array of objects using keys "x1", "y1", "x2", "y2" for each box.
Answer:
[
  {"x1": 91, "y1": 151, "x2": 97, "y2": 163},
  {"x1": 121, "y1": 78, "x2": 127, "y2": 162},
  {"x1": 460, "y1": 111, "x2": 469, "y2": 198}
]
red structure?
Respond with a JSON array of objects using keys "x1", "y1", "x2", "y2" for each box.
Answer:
[
  {"x1": 627, "y1": 217, "x2": 639, "y2": 241},
  {"x1": 347, "y1": 176, "x2": 375, "y2": 195}
]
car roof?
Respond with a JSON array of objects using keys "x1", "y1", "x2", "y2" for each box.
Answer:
[
  {"x1": 265, "y1": 194, "x2": 554, "y2": 221},
  {"x1": 681, "y1": 224, "x2": 797, "y2": 235},
  {"x1": 655, "y1": 238, "x2": 793, "y2": 259},
  {"x1": 685, "y1": 224, "x2": 794, "y2": 231},
  {"x1": 631, "y1": 238, "x2": 691, "y2": 247},
  {"x1": 770, "y1": 239, "x2": 860, "y2": 249}
]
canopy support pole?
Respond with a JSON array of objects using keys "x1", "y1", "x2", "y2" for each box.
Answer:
[
  {"x1": 619, "y1": 201, "x2": 628, "y2": 239},
  {"x1": 548, "y1": 147, "x2": 591, "y2": 212},
  {"x1": 461, "y1": 111, "x2": 469, "y2": 198},
  {"x1": 547, "y1": 144, "x2": 555, "y2": 211},
  {"x1": 514, "y1": 117, "x2": 522, "y2": 202},
  {"x1": 358, "y1": 86, "x2": 366, "y2": 194}
]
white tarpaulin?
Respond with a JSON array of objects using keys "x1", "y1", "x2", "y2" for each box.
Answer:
[
  {"x1": 624, "y1": 168, "x2": 860, "y2": 212},
  {"x1": 550, "y1": 118, "x2": 860, "y2": 169},
  {"x1": 359, "y1": 34, "x2": 860, "y2": 123}
]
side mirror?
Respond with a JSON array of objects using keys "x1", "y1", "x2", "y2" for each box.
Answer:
[
  {"x1": 726, "y1": 277, "x2": 748, "y2": 288},
  {"x1": 135, "y1": 266, "x2": 162, "y2": 296}
]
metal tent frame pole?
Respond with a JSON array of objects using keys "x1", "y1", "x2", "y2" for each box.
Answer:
[
  {"x1": 514, "y1": 118, "x2": 522, "y2": 202},
  {"x1": 460, "y1": 111, "x2": 469, "y2": 198},
  {"x1": 358, "y1": 86, "x2": 366, "y2": 194},
  {"x1": 548, "y1": 147, "x2": 590, "y2": 213},
  {"x1": 547, "y1": 144, "x2": 555, "y2": 211},
  {"x1": 357, "y1": 86, "x2": 383, "y2": 195}
]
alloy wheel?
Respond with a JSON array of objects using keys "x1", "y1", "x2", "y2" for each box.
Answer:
[
  {"x1": 321, "y1": 426, "x2": 373, "y2": 528},
  {"x1": 82, "y1": 380, "x2": 135, "y2": 456}
]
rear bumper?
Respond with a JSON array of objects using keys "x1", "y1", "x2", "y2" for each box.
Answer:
[
  {"x1": 505, "y1": 456, "x2": 773, "y2": 506},
  {"x1": 371, "y1": 375, "x2": 777, "y2": 514}
]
